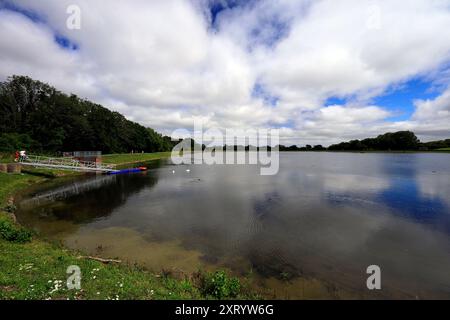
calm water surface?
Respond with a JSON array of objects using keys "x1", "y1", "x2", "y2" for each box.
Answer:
[{"x1": 17, "y1": 153, "x2": 450, "y2": 299}]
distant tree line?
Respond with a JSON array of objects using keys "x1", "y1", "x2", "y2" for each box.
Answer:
[
  {"x1": 328, "y1": 131, "x2": 420, "y2": 151},
  {"x1": 327, "y1": 131, "x2": 450, "y2": 151},
  {"x1": 419, "y1": 139, "x2": 450, "y2": 151},
  {"x1": 0, "y1": 76, "x2": 175, "y2": 154},
  {"x1": 278, "y1": 144, "x2": 326, "y2": 151},
  {"x1": 208, "y1": 132, "x2": 449, "y2": 152}
]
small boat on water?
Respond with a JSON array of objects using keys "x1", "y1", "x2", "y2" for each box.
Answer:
[{"x1": 108, "y1": 166, "x2": 147, "y2": 175}]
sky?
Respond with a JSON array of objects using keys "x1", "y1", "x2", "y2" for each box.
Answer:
[{"x1": 1, "y1": 0, "x2": 450, "y2": 146}]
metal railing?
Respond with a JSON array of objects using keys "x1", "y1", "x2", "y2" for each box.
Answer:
[{"x1": 19, "y1": 155, "x2": 117, "y2": 172}]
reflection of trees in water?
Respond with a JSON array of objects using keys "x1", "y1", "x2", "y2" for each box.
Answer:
[
  {"x1": 21, "y1": 175, "x2": 118, "y2": 206},
  {"x1": 19, "y1": 173, "x2": 158, "y2": 224}
]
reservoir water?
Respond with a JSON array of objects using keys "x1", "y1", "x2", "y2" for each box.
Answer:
[{"x1": 16, "y1": 153, "x2": 450, "y2": 299}]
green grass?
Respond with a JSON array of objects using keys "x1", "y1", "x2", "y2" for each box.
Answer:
[
  {"x1": 102, "y1": 152, "x2": 172, "y2": 166},
  {"x1": 20, "y1": 167, "x2": 82, "y2": 178},
  {"x1": 0, "y1": 230, "x2": 252, "y2": 300},
  {"x1": 0, "y1": 238, "x2": 206, "y2": 300},
  {"x1": 436, "y1": 147, "x2": 450, "y2": 151},
  {"x1": 0, "y1": 173, "x2": 44, "y2": 207},
  {"x1": 0, "y1": 215, "x2": 33, "y2": 243}
]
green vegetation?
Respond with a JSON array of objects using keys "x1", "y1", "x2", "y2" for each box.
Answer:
[
  {"x1": 223, "y1": 131, "x2": 449, "y2": 152},
  {"x1": 0, "y1": 174, "x2": 33, "y2": 246},
  {"x1": 0, "y1": 173, "x2": 43, "y2": 205},
  {"x1": 0, "y1": 133, "x2": 36, "y2": 154},
  {"x1": 0, "y1": 216, "x2": 32, "y2": 243},
  {"x1": 279, "y1": 132, "x2": 450, "y2": 152},
  {"x1": 279, "y1": 144, "x2": 326, "y2": 151},
  {"x1": 198, "y1": 270, "x2": 241, "y2": 299},
  {"x1": 20, "y1": 167, "x2": 83, "y2": 178},
  {"x1": 0, "y1": 224, "x2": 252, "y2": 300},
  {"x1": 0, "y1": 238, "x2": 204, "y2": 300},
  {"x1": 102, "y1": 152, "x2": 172, "y2": 166},
  {"x1": 0, "y1": 234, "x2": 253, "y2": 300},
  {"x1": 0, "y1": 153, "x2": 13, "y2": 163},
  {"x1": 328, "y1": 131, "x2": 420, "y2": 151},
  {"x1": 0, "y1": 75, "x2": 177, "y2": 154},
  {"x1": 420, "y1": 139, "x2": 450, "y2": 151}
]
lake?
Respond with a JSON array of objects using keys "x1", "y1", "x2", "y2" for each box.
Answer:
[{"x1": 16, "y1": 152, "x2": 450, "y2": 299}]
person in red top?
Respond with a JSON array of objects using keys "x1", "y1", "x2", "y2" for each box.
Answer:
[{"x1": 14, "y1": 150, "x2": 19, "y2": 162}]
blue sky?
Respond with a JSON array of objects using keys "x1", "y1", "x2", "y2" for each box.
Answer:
[
  {"x1": 1, "y1": 0, "x2": 450, "y2": 145},
  {"x1": 0, "y1": 0, "x2": 43, "y2": 23},
  {"x1": 373, "y1": 78, "x2": 442, "y2": 122},
  {"x1": 0, "y1": 1, "x2": 78, "y2": 50},
  {"x1": 324, "y1": 77, "x2": 442, "y2": 122}
]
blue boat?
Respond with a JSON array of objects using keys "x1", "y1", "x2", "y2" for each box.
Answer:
[{"x1": 108, "y1": 167, "x2": 146, "y2": 175}]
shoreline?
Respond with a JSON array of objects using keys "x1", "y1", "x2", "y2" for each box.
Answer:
[{"x1": 102, "y1": 152, "x2": 172, "y2": 167}]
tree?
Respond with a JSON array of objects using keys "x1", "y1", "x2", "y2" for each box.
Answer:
[
  {"x1": 328, "y1": 131, "x2": 421, "y2": 151},
  {"x1": 312, "y1": 145, "x2": 325, "y2": 151},
  {"x1": 0, "y1": 75, "x2": 173, "y2": 154},
  {"x1": 0, "y1": 133, "x2": 38, "y2": 152}
]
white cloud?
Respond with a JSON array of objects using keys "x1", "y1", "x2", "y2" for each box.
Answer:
[
  {"x1": 413, "y1": 89, "x2": 450, "y2": 121},
  {"x1": 1, "y1": 0, "x2": 450, "y2": 145},
  {"x1": 317, "y1": 106, "x2": 390, "y2": 124},
  {"x1": 258, "y1": 0, "x2": 450, "y2": 106}
]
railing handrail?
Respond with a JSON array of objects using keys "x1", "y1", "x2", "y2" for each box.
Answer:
[{"x1": 19, "y1": 154, "x2": 115, "y2": 171}]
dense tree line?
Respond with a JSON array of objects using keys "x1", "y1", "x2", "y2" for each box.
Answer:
[
  {"x1": 278, "y1": 144, "x2": 326, "y2": 151},
  {"x1": 328, "y1": 131, "x2": 420, "y2": 151},
  {"x1": 327, "y1": 131, "x2": 450, "y2": 151},
  {"x1": 0, "y1": 76, "x2": 175, "y2": 154},
  {"x1": 419, "y1": 139, "x2": 450, "y2": 151},
  {"x1": 279, "y1": 132, "x2": 448, "y2": 151}
]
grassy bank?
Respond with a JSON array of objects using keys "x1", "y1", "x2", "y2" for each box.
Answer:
[
  {"x1": 0, "y1": 157, "x2": 254, "y2": 300},
  {"x1": 0, "y1": 237, "x2": 202, "y2": 300},
  {"x1": 102, "y1": 152, "x2": 172, "y2": 166},
  {"x1": 0, "y1": 173, "x2": 45, "y2": 203}
]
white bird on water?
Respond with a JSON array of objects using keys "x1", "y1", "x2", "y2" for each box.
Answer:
[
  {"x1": 172, "y1": 170, "x2": 175, "y2": 174},
  {"x1": 186, "y1": 169, "x2": 190, "y2": 173}
]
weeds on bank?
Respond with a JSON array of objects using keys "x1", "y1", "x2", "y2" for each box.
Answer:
[{"x1": 0, "y1": 215, "x2": 32, "y2": 243}]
